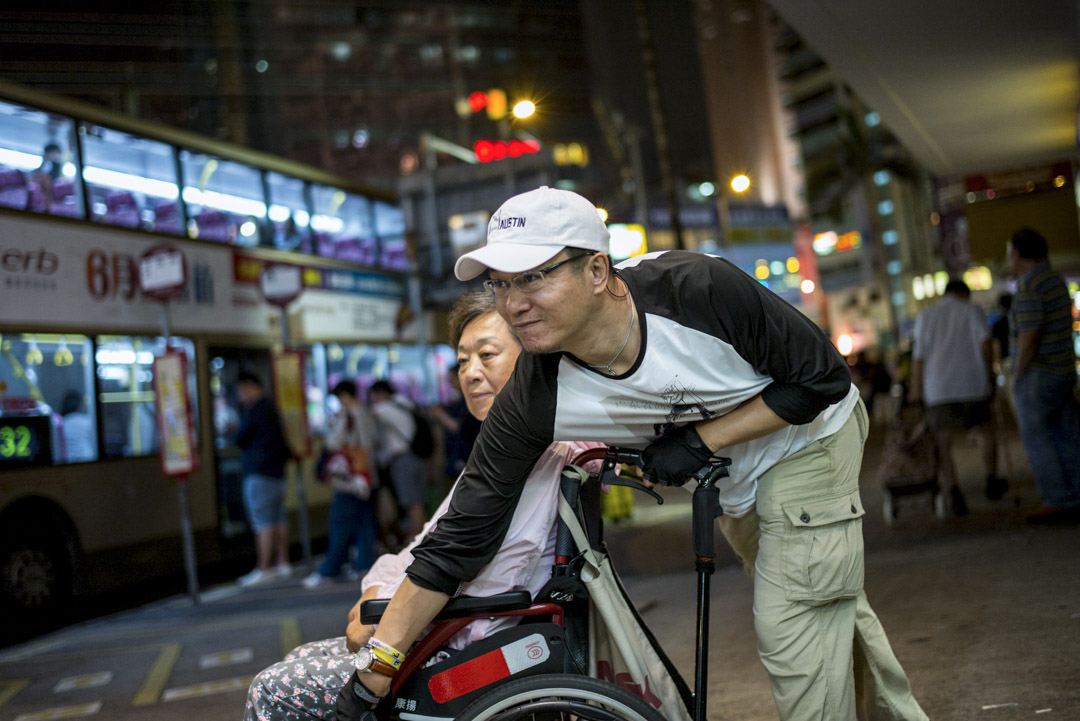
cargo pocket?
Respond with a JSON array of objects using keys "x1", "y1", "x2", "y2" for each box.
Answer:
[{"x1": 781, "y1": 492, "x2": 865, "y2": 603}]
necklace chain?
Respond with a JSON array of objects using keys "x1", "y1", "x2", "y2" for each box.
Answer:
[{"x1": 587, "y1": 299, "x2": 636, "y2": 376}]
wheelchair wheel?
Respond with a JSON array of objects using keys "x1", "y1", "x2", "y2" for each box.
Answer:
[{"x1": 455, "y1": 673, "x2": 666, "y2": 721}]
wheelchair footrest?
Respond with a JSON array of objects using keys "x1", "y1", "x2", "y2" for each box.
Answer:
[{"x1": 361, "y1": 590, "x2": 532, "y2": 625}]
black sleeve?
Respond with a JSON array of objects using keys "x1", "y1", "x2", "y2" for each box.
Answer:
[
  {"x1": 406, "y1": 352, "x2": 558, "y2": 595},
  {"x1": 707, "y1": 257, "x2": 850, "y2": 423},
  {"x1": 234, "y1": 404, "x2": 255, "y2": 449},
  {"x1": 626, "y1": 252, "x2": 851, "y2": 425}
]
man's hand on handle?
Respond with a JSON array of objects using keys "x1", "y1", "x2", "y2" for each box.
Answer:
[{"x1": 641, "y1": 423, "x2": 714, "y2": 486}]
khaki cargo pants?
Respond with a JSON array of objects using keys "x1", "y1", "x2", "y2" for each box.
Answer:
[{"x1": 720, "y1": 401, "x2": 929, "y2": 721}]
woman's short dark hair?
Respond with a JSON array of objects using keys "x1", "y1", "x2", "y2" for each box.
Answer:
[
  {"x1": 369, "y1": 379, "x2": 394, "y2": 396},
  {"x1": 448, "y1": 291, "x2": 499, "y2": 349},
  {"x1": 237, "y1": 370, "x2": 262, "y2": 388},
  {"x1": 1011, "y1": 228, "x2": 1048, "y2": 260},
  {"x1": 331, "y1": 379, "x2": 358, "y2": 399},
  {"x1": 944, "y1": 279, "x2": 970, "y2": 297},
  {"x1": 61, "y1": 391, "x2": 83, "y2": 416}
]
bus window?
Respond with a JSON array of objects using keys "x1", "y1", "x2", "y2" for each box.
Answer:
[
  {"x1": 311, "y1": 185, "x2": 376, "y2": 264},
  {"x1": 96, "y1": 336, "x2": 197, "y2": 459},
  {"x1": 305, "y1": 344, "x2": 328, "y2": 437},
  {"x1": 0, "y1": 100, "x2": 81, "y2": 218},
  {"x1": 266, "y1": 172, "x2": 311, "y2": 253},
  {"x1": 180, "y1": 151, "x2": 267, "y2": 245},
  {"x1": 324, "y1": 343, "x2": 387, "y2": 402},
  {"x1": 429, "y1": 344, "x2": 457, "y2": 404},
  {"x1": 374, "y1": 201, "x2": 409, "y2": 271},
  {"x1": 0, "y1": 333, "x2": 97, "y2": 465},
  {"x1": 80, "y1": 124, "x2": 180, "y2": 234},
  {"x1": 387, "y1": 344, "x2": 428, "y2": 404}
]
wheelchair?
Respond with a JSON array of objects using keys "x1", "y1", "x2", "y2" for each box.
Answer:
[{"x1": 352, "y1": 446, "x2": 730, "y2": 721}]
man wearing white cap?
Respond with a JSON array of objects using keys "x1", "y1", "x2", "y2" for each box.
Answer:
[{"x1": 347, "y1": 187, "x2": 927, "y2": 721}]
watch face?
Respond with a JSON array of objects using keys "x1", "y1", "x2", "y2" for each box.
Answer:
[{"x1": 353, "y1": 647, "x2": 373, "y2": 672}]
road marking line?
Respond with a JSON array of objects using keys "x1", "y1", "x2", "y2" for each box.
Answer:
[
  {"x1": 161, "y1": 676, "x2": 251, "y2": 701},
  {"x1": 0, "y1": 644, "x2": 173, "y2": 668},
  {"x1": 199, "y1": 585, "x2": 244, "y2": 602},
  {"x1": 0, "y1": 680, "x2": 30, "y2": 710},
  {"x1": 13, "y1": 701, "x2": 102, "y2": 720},
  {"x1": 981, "y1": 702, "x2": 1019, "y2": 710},
  {"x1": 199, "y1": 648, "x2": 253, "y2": 669},
  {"x1": 53, "y1": 673, "x2": 113, "y2": 693},
  {"x1": 280, "y1": 617, "x2": 301, "y2": 658},
  {"x1": 0, "y1": 639, "x2": 65, "y2": 663},
  {"x1": 131, "y1": 643, "x2": 181, "y2": 706},
  {"x1": 63, "y1": 616, "x2": 296, "y2": 644}
]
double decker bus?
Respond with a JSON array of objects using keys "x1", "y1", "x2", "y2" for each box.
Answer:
[{"x1": 0, "y1": 80, "x2": 455, "y2": 640}]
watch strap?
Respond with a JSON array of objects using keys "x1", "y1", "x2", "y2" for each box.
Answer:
[
  {"x1": 352, "y1": 675, "x2": 382, "y2": 705},
  {"x1": 367, "y1": 655, "x2": 398, "y2": 677}
]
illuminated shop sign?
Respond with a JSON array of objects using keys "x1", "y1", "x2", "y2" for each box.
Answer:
[{"x1": 812, "y1": 231, "x2": 862, "y2": 255}]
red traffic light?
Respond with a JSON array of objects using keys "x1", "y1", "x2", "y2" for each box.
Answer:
[
  {"x1": 473, "y1": 139, "x2": 541, "y2": 163},
  {"x1": 468, "y1": 91, "x2": 488, "y2": 113}
]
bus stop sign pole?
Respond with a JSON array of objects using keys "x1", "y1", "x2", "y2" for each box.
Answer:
[
  {"x1": 139, "y1": 246, "x2": 201, "y2": 604},
  {"x1": 260, "y1": 264, "x2": 313, "y2": 568}
]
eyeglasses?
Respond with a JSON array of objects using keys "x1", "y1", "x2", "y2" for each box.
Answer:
[{"x1": 482, "y1": 253, "x2": 593, "y2": 297}]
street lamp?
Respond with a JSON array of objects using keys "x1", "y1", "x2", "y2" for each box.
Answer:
[
  {"x1": 512, "y1": 100, "x2": 536, "y2": 119},
  {"x1": 731, "y1": 174, "x2": 750, "y2": 193}
]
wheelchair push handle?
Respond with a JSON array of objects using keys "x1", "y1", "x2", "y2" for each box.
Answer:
[
  {"x1": 566, "y1": 447, "x2": 664, "y2": 505},
  {"x1": 691, "y1": 458, "x2": 730, "y2": 561},
  {"x1": 567, "y1": 447, "x2": 733, "y2": 503}
]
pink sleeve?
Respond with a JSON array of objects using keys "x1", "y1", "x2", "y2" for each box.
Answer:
[{"x1": 361, "y1": 551, "x2": 410, "y2": 594}]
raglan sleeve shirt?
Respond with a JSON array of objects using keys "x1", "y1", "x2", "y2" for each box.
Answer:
[
  {"x1": 406, "y1": 252, "x2": 851, "y2": 595},
  {"x1": 702, "y1": 257, "x2": 850, "y2": 423}
]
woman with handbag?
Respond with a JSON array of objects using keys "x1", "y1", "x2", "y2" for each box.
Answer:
[{"x1": 303, "y1": 380, "x2": 380, "y2": 588}]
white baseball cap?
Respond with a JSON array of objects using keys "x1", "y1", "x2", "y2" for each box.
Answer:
[{"x1": 454, "y1": 186, "x2": 610, "y2": 281}]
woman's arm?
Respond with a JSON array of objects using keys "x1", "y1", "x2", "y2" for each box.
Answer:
[{"x1": 345, "y1": 585, "x2": 382, "y2": 652}]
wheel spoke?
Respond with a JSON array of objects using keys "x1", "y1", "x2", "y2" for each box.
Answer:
[{"x1": 490, "y1": 699, "x2": 626, "y2": 721}]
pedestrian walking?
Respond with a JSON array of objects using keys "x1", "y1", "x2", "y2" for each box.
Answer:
[
  {"x1": 1007, "y1": 228, "x2": 1080, "y2": 522},
  {"x1": 234, "y1": 371, "x2": 293, "y2": 586},
  {"x1": 910, "y1": 279, "x2": 1007, "y2": 512},
  {"x1": 304, "y1": 380, "x2": 379, "y2": 588}
]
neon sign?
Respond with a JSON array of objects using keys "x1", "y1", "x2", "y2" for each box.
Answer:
[{"x1": 813, "y1": 230, "x2": 862, "y2": 255}]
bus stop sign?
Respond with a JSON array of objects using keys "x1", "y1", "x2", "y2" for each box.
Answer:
[
  {"x1": 258, "y1": 263, "x2": 303, "y2": 307},
  {"x1": 139, "y1": 246, "x2": 188, "y2": 301}
]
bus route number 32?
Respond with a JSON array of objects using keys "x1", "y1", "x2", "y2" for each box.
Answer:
[
  {"x1": 0, "y1": 424, "x2": 32, "y2": 459},
  {"x1": 0, "y1": 417, "x2": 48, "y2": 465}
]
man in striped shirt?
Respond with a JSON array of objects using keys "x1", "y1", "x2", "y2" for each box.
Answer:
[{"x1": 1007, "y1": 228, "x2": 1080, "y2": 521}]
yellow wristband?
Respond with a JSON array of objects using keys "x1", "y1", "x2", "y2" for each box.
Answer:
[{"x1": 366, "y1": 638, "x2": 405, "y2": 669}]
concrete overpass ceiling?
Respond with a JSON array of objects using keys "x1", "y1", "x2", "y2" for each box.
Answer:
[{"x1": 768, "y1": 0, "x2": 1079, "y2": 176}]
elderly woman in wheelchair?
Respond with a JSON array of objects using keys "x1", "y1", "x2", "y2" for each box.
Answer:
[{"x1": 243, "y1": 291, "x2": 623, "y2": 721}]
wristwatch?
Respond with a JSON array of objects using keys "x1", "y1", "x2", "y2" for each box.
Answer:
[{"x1": 353, "y1": 646, "x2": 399, "y2": 678}]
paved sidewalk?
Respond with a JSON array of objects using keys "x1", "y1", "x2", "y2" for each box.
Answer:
[
  {"x1": 609, "y1": 423, "x2": 1080, "y2": 720},
  {"x1": 0, "y1": 423, "x2": 1074, "y2": 720}
]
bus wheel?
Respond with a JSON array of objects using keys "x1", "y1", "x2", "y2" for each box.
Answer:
[{"x1": 0, "y1": 511, "x2": 77, "y2": 632}]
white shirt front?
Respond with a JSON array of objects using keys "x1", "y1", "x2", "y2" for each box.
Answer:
[
  {"x1": 370, "y1": 398, "x2": 415, "y2": 465},
  {"x1": 913, "y1": 295, "x2": 990, "y2": 405}
]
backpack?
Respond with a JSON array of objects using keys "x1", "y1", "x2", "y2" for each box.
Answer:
[{"x1": 396, "y1": 402, "x2": 436, "y2": 460}]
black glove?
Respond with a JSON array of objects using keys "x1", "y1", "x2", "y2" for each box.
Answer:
[
  {"x1": 641, "y1": 424, "x2": 714, "y2": 486},
  {"x1": 336, "y1": 672, "x2": 382, "y2": 721}
]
